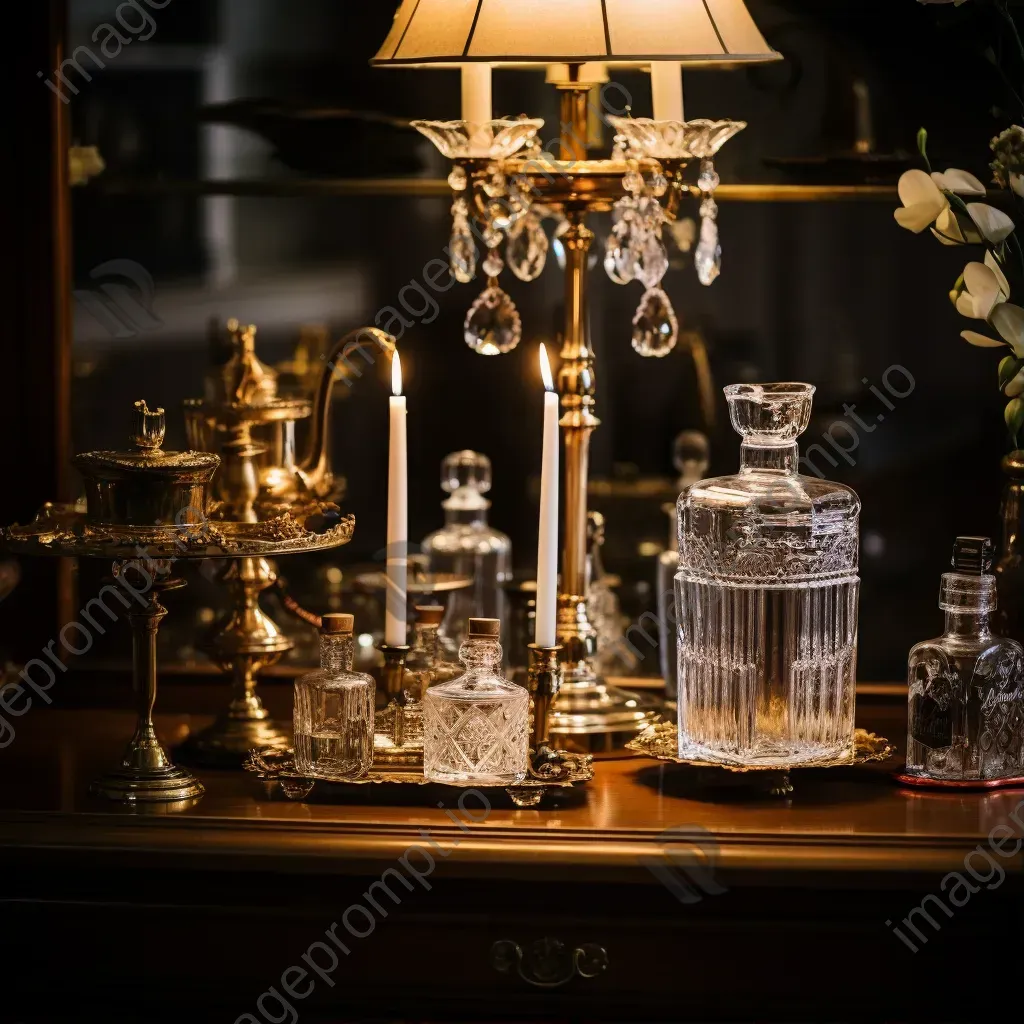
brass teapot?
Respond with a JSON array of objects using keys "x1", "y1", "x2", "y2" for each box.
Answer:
[{"x1": 185, "y1": 319, "x2": 394, "y2": 519}]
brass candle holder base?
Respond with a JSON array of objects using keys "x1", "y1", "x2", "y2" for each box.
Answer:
[
  {"x1": 90, "y1": 574, "x2": 205, "y2": 804},
  {"x1": 177, "y1": 556, "x2": 292, "y2": 767},
  {"x1": 526, "y1": 643, "x2": 596, "y2": 781},
  {"x1": 373, "y1": 643, "x2": 423, "y2": 768}
]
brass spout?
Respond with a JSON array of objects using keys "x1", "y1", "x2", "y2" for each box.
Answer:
[{"x1": 296, "y1": 326, "x2": 396, "y2": 499}]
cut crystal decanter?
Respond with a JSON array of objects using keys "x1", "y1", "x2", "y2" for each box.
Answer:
[
  {"x1": 293, "y1": 613, "x2": 375, "y2": 780},
  {"x1": 658, "y1": 430, "x2": 711, "y2": 705},
  {"x1": 422, "y1": 451, "x2": 512, "y2": 652},
  {"x1": 905, "y1": 537, "x2": 1024, "y2": 782},
  {"x1": 422, "y1": 618, "x2": 529, "y2": 784},
  {"x1": 675, "y1": 383, "x2": 861, "y2": 765}
]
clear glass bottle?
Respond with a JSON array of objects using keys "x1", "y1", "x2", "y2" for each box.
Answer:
[
  {"x1": 294, "y1": 613, "x2": 375, "y2": 779},
  {"x1": 422, "y1": 618, "x2": 529, "y2": 784},
  {"x1": 676, "y1": 383, "x2": 860, "y2": 765},
  {"x1": 905, "y1": 537, "x2": 1024, "y2": 782},
  {"x1": 658, "y1": 431, "x2": 710, "y2": 704},
  {"x1": 404, "y1": 604, "x2": 459, "y2": 699},
  {"x1": 422, "y1": 452, "x2": 512, "y2": 652}
]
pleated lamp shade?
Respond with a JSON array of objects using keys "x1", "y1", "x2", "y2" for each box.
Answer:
[{"x1": 371, "y1": 0, "x2": 780, "y2": 67}]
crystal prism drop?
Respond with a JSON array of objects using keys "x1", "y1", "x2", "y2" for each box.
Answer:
[
  {"x1": 698, "y1": 159, "x2": 720, "y2": 193},
  {"x1": 695, "y1": 217, "x2": 721, "y2": 286},
  {"x1": 604, "y1": 235, "x2": 635, "y2": 285},
  {"x1": 507, "y1": 214, "x2": 549, "y2": 282},
  {"x1": 450, "y1": 230, "x2": 476, "y2": 284},
  {"x1": 637, "y1": 235, "x2": 669, "y2": 289},
  {"x1": 631, "y1": 287, "x2": 679, "y2": 357},
  {"x1": 482, "y1": 249, "x2": 505, "y2": 278},
  {"x1": 464, "y1": 287, "x2": 522, "y2": 355}
]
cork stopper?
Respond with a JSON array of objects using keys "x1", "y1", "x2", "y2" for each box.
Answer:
[
  {"x1": 467, "y1": 617, "x2": 500, "y2": 639},
  {"x1": 320, "y1": 613, "x2": 354, "y2": 635},
  {"x1": 415, "y1": 605, "x2": 444, "y2": 626}
]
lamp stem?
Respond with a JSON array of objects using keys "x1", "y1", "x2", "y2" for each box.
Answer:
[
  {"x1": 559, "y1": 79, "x2": 590, "y2": 163},
  {"x1": 557, "y1": 212, "x2": 598, "y2": 687}
]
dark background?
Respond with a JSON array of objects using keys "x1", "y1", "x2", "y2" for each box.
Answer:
[{"x1": 5, "y1": 0, "x2": 1022, "y2": 680}]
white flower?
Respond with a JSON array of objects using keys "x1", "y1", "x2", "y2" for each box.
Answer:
[
  {"x1": 895, "y1": 169, "x2": 949, "y2": 233},
  {"x1": 962, "y1": 303, "x2": 1024, "y2": 357},
  {"x1": 930, "y1": 168, "x2": 986, "y2": 195},
  {"x1": 967, "y1": 202, "x2": 1016, "y2": 243},
  {"x1": 956, "y1": 252, "x2": 1011, "y2": 319}
]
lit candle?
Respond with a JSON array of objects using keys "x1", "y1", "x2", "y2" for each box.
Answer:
[
  {"x1": 385, "y1": 351, "x2": 408, "y2": 646},
  {"x1": 461, "y1": 63, "x2": 492, "y2": 155},
  {"x1": 535, "y1": 344, "x2": 559, "y2": 648},
  {"x1": 651, "y1": 61, "x2": 685, "y2": 123}
]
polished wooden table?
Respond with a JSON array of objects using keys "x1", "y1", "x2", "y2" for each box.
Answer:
[{"x1": 1, "y1": 701, "x2": 1021, "y2": 1022}]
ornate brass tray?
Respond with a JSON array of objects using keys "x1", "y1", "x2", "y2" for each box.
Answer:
[
  {"x1": 2, "y1": 501, "x2": 354, "y2": 560},
  {"x1": 244, "y1": 746, "x2": 594, "y2": 808},
  {"x1": 628, "y1": 721, "x2": 896, "y2": 796}
]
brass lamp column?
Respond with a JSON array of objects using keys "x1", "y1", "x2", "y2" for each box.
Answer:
[{"x1": 547, "y1": 78, "x2": 655, "y2": 750}]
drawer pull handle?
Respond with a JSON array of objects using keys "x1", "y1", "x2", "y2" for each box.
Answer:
[{"x1": 491, "y1": 939, "x2": 608, "y2": 988}]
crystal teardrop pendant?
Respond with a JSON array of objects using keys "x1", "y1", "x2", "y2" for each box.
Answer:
[
  {"x1": 450, "y1": 231, "x2": 477, "y2": 284},
  {"x1": 506, "y1": 213, "x2": 549, "y2": 282},
  {"x1": 631, "y1": 287, "x2": 679, "y2": 357},
  {"x1": 636, "y1": 234, "x2": 669, "y2": 289},
  {"x1": 695, "y1": 215, "x2": 721, "y2": 286},
  {"x1": 450, "y1": 197, "x2": 476, "y2": 284},
  {"x1": 464, "y1": 287, "x2": 522, "y2": 355}
]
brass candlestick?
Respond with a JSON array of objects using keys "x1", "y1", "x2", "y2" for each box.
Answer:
[
  {"x1": 91, "y1": 568, "x2": 205, "y2": 805},
  {"x1": 373, "y1": 643, "x2": 422, "y2": 767},
  {"x1": 526, "y1": 643, "x2": 562, "y2": 751}
]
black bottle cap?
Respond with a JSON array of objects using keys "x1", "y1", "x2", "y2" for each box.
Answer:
[{"x1": 951, "y1": 537, "x2": 994, "y2": 576}]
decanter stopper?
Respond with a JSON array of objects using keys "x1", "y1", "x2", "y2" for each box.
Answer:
[
  {"x1": 951, "y1": 536, "x2": 994, "y2": 575},
  {"x1": 131, "y1": 400, "x2": 166, "y2": 451},
  {"x1": 467, "y1": 616, "x2": 500, "y2": 639},
  {"x1": 321, "y1": 612, "x2": 355, "y2": 634},
  {"x1": 442, "y1": 450, "x2": 492, "y2": 510}
]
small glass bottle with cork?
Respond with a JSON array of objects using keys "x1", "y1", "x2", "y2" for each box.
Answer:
[{"x1": 293, "y1": 613, "x2": 375, "y2": 780}]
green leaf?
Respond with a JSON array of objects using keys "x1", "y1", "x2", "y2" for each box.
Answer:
[
  {"x1": 1006, "y1": 397, "x2": 1024, "y2": 446},
  {"x1": 999, "y1": 355, "x2": 1024, "y2": 389}
]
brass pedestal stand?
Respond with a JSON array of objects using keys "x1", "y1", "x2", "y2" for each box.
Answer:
[
  {"x1": 176, "y1": 556, "x2": 293, "y2": 765},
  {"x1": 91, "y1": 572, "x2": 205, "y2": 805}
]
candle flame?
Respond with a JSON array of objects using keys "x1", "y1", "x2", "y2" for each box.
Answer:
[
  {"x1": 539, "y1": 343, "x2": 554, "y2": 392},
  {"x1": 391, "y1": 351, "x2": 403, "y2": 397}
]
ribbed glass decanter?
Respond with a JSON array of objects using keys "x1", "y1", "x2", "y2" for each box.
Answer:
[
  {"x1": 905, "y1": 537, "x2": 1024, "y2": 782},
  {"x1": 675, "y1": 383, "x2": 860, "y2": 765},
  {"x1": 422, "y1": 618, "x2": 529, "y2": 784},
  {"x1": 294, "y1": 613, "x2": 375, "y2": 779}
]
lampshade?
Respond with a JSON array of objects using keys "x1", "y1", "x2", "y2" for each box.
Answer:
[{"x1": 371, "y1": 0, "x2": 780, "y2": 67}]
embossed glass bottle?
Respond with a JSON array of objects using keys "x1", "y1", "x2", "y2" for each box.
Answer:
[
  {"x1": 422, "y1": 618, "x2": 529, "y2": 784},
  {"x1": 294, "y1": 613, "x2": 375, "y2": 779},
  {"x1": 905, "y1": 537, "x2": 1024, "y2": 782},
  {"x1": 422, "y1": 451, "x2": 513, "y2": 653},
  {"x1": 676, "y1": 383, "x2": 860, "y2": 765}
]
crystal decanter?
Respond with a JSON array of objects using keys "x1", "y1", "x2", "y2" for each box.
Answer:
[
  {"x1": 676, "y1": 383, "x2": 861, "y2": 766},
  {"x1": 658, "y1": 430, "x2": 710, "y2": 705},
  {"x1": 905, "y1": 537, "x2": 1024, "y2": 783},
  {"x1": 422, "y1": 618, "x2": 529, "y2": 784},
  {"x1": 422, "y1": 451, "x2": 512, "y2": 652},
  {"x1": 293, "y1": 613, "x2": 375, "y2": 779}
]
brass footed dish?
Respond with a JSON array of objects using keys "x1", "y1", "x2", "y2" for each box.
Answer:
[
  {"x1": 244, "y1": 746, "x2": 594, "y2": 809},
  {"x1": 628, "y1": 722, "x2": 896, "y2": 797}
]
